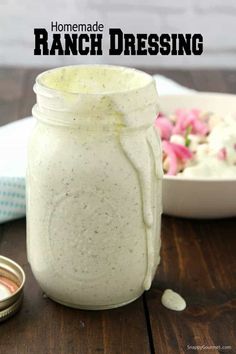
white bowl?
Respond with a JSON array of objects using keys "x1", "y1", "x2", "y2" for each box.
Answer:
[{"x1": 160, "y1": 93, "x2": 236, "y2": 219}]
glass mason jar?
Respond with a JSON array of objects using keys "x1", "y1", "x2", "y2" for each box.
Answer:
[{"x1": 27, "y1": 65, "x2": 163, "y2": 310}]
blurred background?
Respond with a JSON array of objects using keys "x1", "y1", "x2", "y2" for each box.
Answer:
[{"x1": 0, "y1": 0, "x2": 236, "y2": 68}]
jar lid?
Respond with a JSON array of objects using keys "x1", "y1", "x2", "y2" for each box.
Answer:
[{"x1": 0, "y1": 255, "x2": 25, "y2": 322}]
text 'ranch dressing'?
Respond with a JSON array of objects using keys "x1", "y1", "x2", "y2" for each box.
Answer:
[{"x1": 27, "y1": 65, "x2": 163, "y2": 309}]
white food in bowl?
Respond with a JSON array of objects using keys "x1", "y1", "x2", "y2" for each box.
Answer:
[
  {"x1": 180, "y1": 114, "x2": 236, "y2": 178},
  {"x1": 160, "y1": 93, "x2": 236, "y2": 218}
]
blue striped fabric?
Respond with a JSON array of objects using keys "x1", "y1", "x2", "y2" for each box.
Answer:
[{"x1": 0, "y1": 177, "x2": 26, "y2": 223}]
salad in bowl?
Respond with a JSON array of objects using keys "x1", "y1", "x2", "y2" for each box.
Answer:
[{"x1": 158, "y1": 93, "x2": 236, "y2": 219}]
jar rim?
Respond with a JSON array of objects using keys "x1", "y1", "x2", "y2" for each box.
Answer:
[
  {"x1": 33, "y1": 65, "x2": 159, "y2": 128},
  {"x1": 35, "y1": 64, "x2": 155, "y2": 97}
]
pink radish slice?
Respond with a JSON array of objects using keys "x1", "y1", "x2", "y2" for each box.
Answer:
[
  {"x1": 155, "y1": 115, "x2": 173, "y2": 140},
  {"x1": 162, "y1": 141, "x2": 192, "y2": 175}
]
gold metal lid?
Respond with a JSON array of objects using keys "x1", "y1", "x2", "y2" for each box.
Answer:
[{"x1": 0, "y1": 255, "x2": 25, "y2": 322}]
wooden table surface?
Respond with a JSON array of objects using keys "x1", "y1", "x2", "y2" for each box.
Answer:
[{"x1": 0, "y1": 67, "x2": 236, "y2": 354}]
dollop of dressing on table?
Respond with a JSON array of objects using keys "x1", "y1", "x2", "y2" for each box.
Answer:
[{"x1": 161, "y1": 289, "x2": 186, "y2": 311}]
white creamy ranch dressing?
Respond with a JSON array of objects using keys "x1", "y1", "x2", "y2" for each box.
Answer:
[
  {"x1": 180, "y1": 114, "x2": 236, "y2": 178},
  {"x1": 161, "y1": 289, "x2": 186, "y2": 311},
  {"x1": 27, "y1": 65, "x2": 163, "y2": 309},
  {"x1": 120, "y1": 127, "x2": 162, "y2": 289}
]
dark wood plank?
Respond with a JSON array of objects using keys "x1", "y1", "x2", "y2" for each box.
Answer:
[
  {"x1": 0, "y1": 67, "x2": 48, "y2": 124},
  {"x1": 190, "y1": 70, "x2": 229, "y2": 93},
  {"x1": 145, "y1": 69, "x2": 236, "y2": 354},
  {"x1": 221, "y1": 70, "x2": 236, "y2": 94},
  {"x1": 0, "y1": 68, "x2": 27, "y2": 125},
  {"x1": 0, "y1": 219, "x2": 151, "y2": 354},
  {"x1": 18, "y1": 68, "x2": 45, "y2": 119},
  {"x1": 146, "y1": 216, "x2": 236, "y2": 354},
  {"x1": 158, "y1": 69, "x2": 195, "y2": 91}
]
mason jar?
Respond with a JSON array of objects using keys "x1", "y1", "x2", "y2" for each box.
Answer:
[{"x1": 27, "y1": 65, "x2": 163, "y2": 309}]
